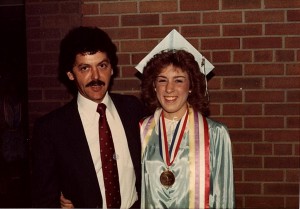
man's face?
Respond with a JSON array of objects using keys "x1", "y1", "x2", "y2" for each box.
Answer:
[{"x1": 67, "y1": 51, "x2": 113, "y2": 103}]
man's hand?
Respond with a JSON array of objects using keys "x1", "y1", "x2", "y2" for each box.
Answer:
[{"x1": 60, "y1": 193, "x2": 74, "y2": 208}]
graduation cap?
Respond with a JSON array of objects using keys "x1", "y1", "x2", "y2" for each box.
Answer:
[{"x1": 135, "y1": 29, "x2": 214, "y2": 75}]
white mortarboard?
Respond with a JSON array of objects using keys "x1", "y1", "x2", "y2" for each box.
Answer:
[{"x1": 135, "y1": 29, "x2": 214, "y2": 75}]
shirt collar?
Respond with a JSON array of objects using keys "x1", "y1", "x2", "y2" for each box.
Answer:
[{"x1": 77, "y1": 92, "x2": 114, "y2": 118}]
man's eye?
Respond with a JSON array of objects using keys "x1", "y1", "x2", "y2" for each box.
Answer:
[
  {"x1": 99, "y1": 62, "x2": 110, "y2": 69},
  {"x1": 80, "y1": 66, "x2": 89, "y2": 71}
]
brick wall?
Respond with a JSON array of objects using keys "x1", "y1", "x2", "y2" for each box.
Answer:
[{"x1": 26, "y1": 0, "x2": 299, "y2": 208}]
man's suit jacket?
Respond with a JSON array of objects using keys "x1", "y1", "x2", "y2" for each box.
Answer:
[{"x1": 31, "y1": 93, "x2": 145, "y2": 208}]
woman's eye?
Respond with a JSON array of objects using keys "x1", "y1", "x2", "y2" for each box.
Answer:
[
  {"x1": 175, "y1": 79, "x2": 184, "y2": 83},
  {"x1": 157, "y1": 78, "x2": 167, "y2": 83}
]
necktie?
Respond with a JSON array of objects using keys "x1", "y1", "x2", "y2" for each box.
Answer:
[{"x1": 97, "y1": 103, "x2": 121, "y2": 208}]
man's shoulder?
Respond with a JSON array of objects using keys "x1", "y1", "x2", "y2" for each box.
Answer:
[{"x1": 35, "y1": 99, "x2": 77, "y2": 124}]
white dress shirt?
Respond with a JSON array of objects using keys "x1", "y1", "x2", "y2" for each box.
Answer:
[{"x1": 77, "y1": 92, "x2": 138, "y2": 209}]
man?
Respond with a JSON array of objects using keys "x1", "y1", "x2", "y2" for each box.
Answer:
[{"x1": 31, "y1": 26, "x2": 145, "y2": 208}]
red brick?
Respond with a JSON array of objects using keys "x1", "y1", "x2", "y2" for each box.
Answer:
[
  {"x1": 105, "y1": 28, "x2": 139, "y2": 40},
  {"x1": 265, "y1": 157, "x2": 299, "y2": 168},
  {"x1": 209, "y1": 104, "x2": 221, "y2": 115},
  {"x1": 287, "y1": 63, "x2": 300, "y2": 75},
  {"x1": 244, "y1": 170, "x2": 284, "y2": 181},
  {"x1": 223, "y1": 77, "x2": 263, "y2": 89},
  {"x1": 223, "y1": 104, "x2": 262, "y2": 115},
  {"x1": 232, "y1": 143, "x2": 252, "y2": 155},
  {"x1": 111, "y1": 79, "x2": 141, "y2": 91},
  {"x1": 265, "y1": 130, "x2": 300, "y2": 142},
  {"x1": 233, "y1": 51, "x2": 252, "y2": 62},
  {"x1": 286, "y1": 37, "x2": 300, "y2": 48},
  {"x1": 265, "y1": 77, "x2": 300, "y2": 89},
  {"x1": 212, "y1": 51, "x2": 230, "y2": 63},
  {"x1": 28, "y1": 52, "x2": 58, "y2": 65},
  {"x1": 254, "y1": 143, "x2": 273, "y2": 155},
  {"x1": 295, "y1": 144, "x2": 300, "y2": 155},
  {"x1": 207, "y1": 77, "x2": 221, "y2": 89},
  {"x1": 287, "y1": 10, "x2": 300, "y2": 21},
  {"x1": 233, "y1": 170, "x2": 242, "y2": 181},
  {"x1": 213, "y1": 65, "x2": 243, "y2": 76},
  {"x1": 264, "y1": 183, "x2": 299, "y2": 195},
  {"x1": 141, "y1": 27, "x2": 179, "y2": 39},
  {"x1": 265, "y1": 0, "x2": 300, "y2": 8},
  {"x1": 82, "y1": 16, "x2": 119, "y2": 27},
  {"x1": 209, "y1": 117, "x2": 242, "y2": 128},
  {"x1": 254, "y1": 65, "x2": 284, "y2": 78},
  {"x1": 254, "y1": 50, "x2": 273, "y2": 62},
  {"x1": 245, "y1": 117, "x2": 284, "y2": 128},
  {"x1": 223, "y1": 0, "x2": 261, "y2": 9},
  {"x1": 274, "y1": 144, "x2": 293, "y2": 155},
  {"x1": 202, "y1": 38, "x2": 240, "y2": 50},
  {"x1": 180, "y1": 0, "x2": 219, "y2": 11},
  {"x1": 223, "y1": 24, "x2": 262, "y2": 36},
  {"x1": 286, "y1": 197, "x2": 299, "y2": 209},
  {"x1": 287, "y1": 116, "x2": 300, "y2": 128},
  {"x1": 81, "y1": 3, "x2": 99, "y2": 15},
  {"x1": 26, "y1": 3, "x2": 59, "y2": 15},
  {"x1": 120, "y1": 66, "x2": 137, "y2": 78},
  {"x1": 265, "y1": 104, "x2": 300, "y2": 115},
  {"x1": 181, "y1": 25, "x2": 220, "y2": 37},
  {"x1": 122, "y1": 14, "x2": 159, "y2": 26},
  {"x1": 233, "y1": 156, "x2": 262, "y2": 168},
  {"x1": 45, "y1": 90, "x2": 71, "y2": 100},
  {"x1": 245, "y1": 196, "x2": 284, "y2": 208},
  {"x1": 275, "y1": 50, "x2": 295, "y2": 62},
  {"x1": 203, "y1": 11, "x2": 242, "y2": 23},
  {"x1": 117, "y1": 53, "x2": 131, "y2": 65},
  {"x1": 243, "y1": 37, "x2": 282, "y2": 49},
  {"x1": 229, "y1": 130, "x2": 263, "y2": 142},
  {"x1": 245, "y1": 10, "x2": 284, "y2": 22},
  {"x1": 286, "y1": 170, "x2": 300, "y2": 182},
  {"x1": 28, "y1": 90, "x2": 43, "y2": 100},
  {"x1": 163, "y1": 13, "x2": 200, "y2": 25},
  {"x1": 235, "y1": 183, "x2": 261, "y2": 194},
  {"x1": 100, "y1": 2, "x2": 137, "y2": 14},
  {"x1": 266, "y1": 23, "x2": 300, "y2": 35},
  {"x1": 61, "y1": 2, "x2": 80, "y2": 14},
  {"x1": 26, "y1": 16, "x2": 41, "y2": 28},
  {"x1": 121, "y1": 40, "x2": 158, "y2": 52},
  {"x1": 209, "y1": 91, "x2": 242, "y2": 102},
  {"x1": 140, "y1": 1, "x2": 177, "y2": 13},
  {"x1": 245, "y1": 91, "x2": 284, "y2": 102}
]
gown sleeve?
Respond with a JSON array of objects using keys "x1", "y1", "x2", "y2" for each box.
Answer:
[{"x1": 208, "y1": 119, "x2": 235, "y2": 209}]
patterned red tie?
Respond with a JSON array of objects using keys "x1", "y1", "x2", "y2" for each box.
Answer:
[{"x1": 97, "y1": 103, "x2": 121, "y2": 208}]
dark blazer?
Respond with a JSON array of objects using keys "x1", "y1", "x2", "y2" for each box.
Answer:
[{"x1": 31, "y1": 93, "x2": 145, "y2": 208}]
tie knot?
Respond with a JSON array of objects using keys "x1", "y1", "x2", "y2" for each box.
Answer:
[{"x1": 97, "y1": 103, "x2": 106, "y2": 114}]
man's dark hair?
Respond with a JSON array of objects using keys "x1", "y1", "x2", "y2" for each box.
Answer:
[{"x1": 58, "y1": 26, "x2": 118, "y2": 95}]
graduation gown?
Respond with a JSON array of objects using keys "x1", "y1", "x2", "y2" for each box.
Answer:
[{"x1": 140, "y1": 107, "x2": 235, "y2": 209}]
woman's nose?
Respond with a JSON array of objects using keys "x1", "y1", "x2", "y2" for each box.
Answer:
[{"x1": 165, "y1": 81, "x2": 174, "y2": 93}]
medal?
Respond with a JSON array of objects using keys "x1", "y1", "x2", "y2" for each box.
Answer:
[
  {"x1": 158, "y1": 109, "x2": 189, "y2": 187},
  {"x1": 160, "y1": 170, "x2": 175, "y2": 187}
]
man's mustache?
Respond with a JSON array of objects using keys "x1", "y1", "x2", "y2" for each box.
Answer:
[{"x1": 86, "y1": 80, "x2": 105, "y2": 87}]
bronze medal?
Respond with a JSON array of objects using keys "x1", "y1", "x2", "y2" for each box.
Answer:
[{"x1": 160, "y1": 170, "x2": 175, "y2": 187}]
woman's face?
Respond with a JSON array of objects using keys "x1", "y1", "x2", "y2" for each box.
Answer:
[{"x1": 154, "y1": 64, "x2": 190, "y2": 120}]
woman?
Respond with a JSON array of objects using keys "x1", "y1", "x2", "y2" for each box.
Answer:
[{"x1": 139, "y1": 49, "x2": 235, "y2": 209}]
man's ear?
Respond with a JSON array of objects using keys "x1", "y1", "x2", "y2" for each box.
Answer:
[{"x1": 66, "y1": 71, "x2": 74, "y2": 80}]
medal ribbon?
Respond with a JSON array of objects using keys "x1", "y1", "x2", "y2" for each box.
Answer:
[{"x1": 159, "y1": 110, "x2": 189, "y2": 167}]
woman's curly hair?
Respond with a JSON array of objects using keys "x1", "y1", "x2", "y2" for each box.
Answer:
[{"x1": 141, "y1": 49, "x2": 210, "y2": 116}]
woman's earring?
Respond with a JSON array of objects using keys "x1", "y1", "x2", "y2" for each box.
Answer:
[
  {"x1": 189, "y1": 90, "x2": 192, "y2": 94},
  {"x1": 154, "y1": 88, "x2": 156, "y2": 92}
]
